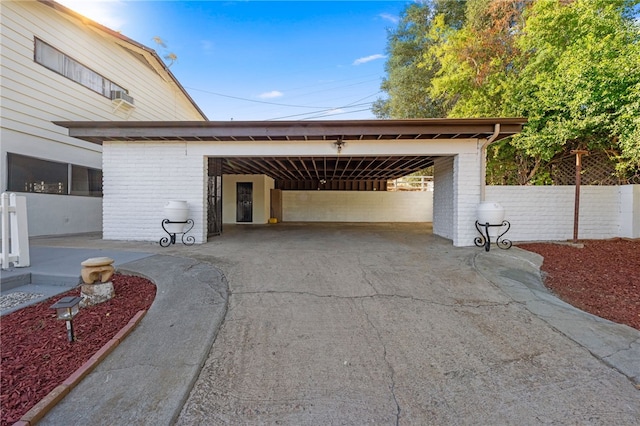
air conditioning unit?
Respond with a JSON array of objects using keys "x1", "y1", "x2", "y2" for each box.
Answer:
[{"x1": 111, "y1": 90, "x2": 135, "y2": 107}]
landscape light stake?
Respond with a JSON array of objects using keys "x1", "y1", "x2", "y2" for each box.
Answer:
[
  {"x1": 571, "y1": 150, "x2": 589, "y2": 243},
  {"x1": 50, "y1": 296, "x2": 82, "y2": 342}
]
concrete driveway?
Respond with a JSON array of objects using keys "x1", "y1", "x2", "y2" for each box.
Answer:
[{"x1": 171, "y1": 223, "x2": 639, "y2": 424}]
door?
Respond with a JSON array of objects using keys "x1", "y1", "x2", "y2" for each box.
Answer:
[
  {"x1": 270, "y1": 188, "x2": 282, "y2": 222},
  {"x1": 236, "y1": 182, "x2": 253, "y2": 222},
  {"x1": 207, "y1": 158, "x2": 223, "y2": 237}
]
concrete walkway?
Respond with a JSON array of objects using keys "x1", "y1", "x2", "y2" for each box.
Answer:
[{"x1": 29, "y1": 224, "x2": 640, "y2": 424}]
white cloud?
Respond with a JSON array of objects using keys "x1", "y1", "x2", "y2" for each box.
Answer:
[
  {"x1": 324, "y1": 108, "x2": 345, "y2": 116},
  {"x1": 353, "y1": 54, "x2": 386, "y2": 66},
  {"x1": 56, "y1": 0, "x2": 126, "y2": 30},
  {"x1": 379, "y1": 13, "x2": 399, "y2": 24},
  {"x1": 200, "y1": 40, "x2": 214, "y2": 53},
  {"x1": 258, "y1": 90, "x2": 284, "y2": 99}
]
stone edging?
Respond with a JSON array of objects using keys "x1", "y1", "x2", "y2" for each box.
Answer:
[{"x1": 14, "y1": 310, "x2": 147, "y2": 426}]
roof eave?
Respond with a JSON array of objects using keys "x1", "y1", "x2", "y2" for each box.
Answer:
[{"x1": 52, "y1": 118, "x2": 527, "y2": 145}]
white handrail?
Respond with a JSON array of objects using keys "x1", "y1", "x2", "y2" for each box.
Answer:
[{"x1": 0, "y1": 192, "x2": 30, "y2": 268}]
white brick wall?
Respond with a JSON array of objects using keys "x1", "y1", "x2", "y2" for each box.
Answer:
[
  {"x1": 620, "y1": 185, "x2": 640, "y2": 238},
  {"x1": 101, "y1": 137, "x2": 639, "y2": 245},
  {"x1": 103, "y1": 141, "x2": 207, "y2": 243},
  {"x1": 433, "y1": 157, "x2": 454, "y2": 240},
  {"x1": 282, "y1": 191, "x2": 433, "y2": 222},
  {"x1": 454, "y1": 152, "x2": 482, "y2": 246},
  {"x1": 485, "y1": 185, "x2": 639, "y2": 241}
]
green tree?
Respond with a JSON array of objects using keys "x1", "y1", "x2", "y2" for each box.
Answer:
[
  {"x1": 377, "y1": 0, "x2": 640, "y2": 182},
  {"x1": 429, "y1": 0, "x2": 640, "y2": 183},
  {"x1": 373, "y1": 1, "x2": 466, "y2": 118},
  {"x1": 428, "y1": 0, "x2": 541, "y2": 183},
  {"x1": 430, "y1": 0, "x2": 529, "y2": 117},
  {"x1": 510, "y1": 0, "x2": 640, "y2": 178}
]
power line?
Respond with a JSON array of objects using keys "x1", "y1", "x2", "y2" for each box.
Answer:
[
  {"x1": 266, "y1": 91, "x2": 381, "y2": 120},
  {"x1": 280, "y1": 78, "x2": 381, "y2": 101},
  {"x1": 184, "y1": 78, "x2": 383, "y2": 111},
  {"x1": 184, "y1": 86, "x2": 331, "y2": 109},
  {"x1": 272, "y1": 73, "x2": 382, "y2": 95},
  {"x1": 266, "y1": 102, "x2": 375, "y2": 120},
  {"x1": 300, "y1": 108, "x2": 374, "y2": 120}
]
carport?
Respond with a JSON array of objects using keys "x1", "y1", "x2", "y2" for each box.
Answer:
[{"x1": 54, "y1": 118, "x2": 525, "y2": 246}]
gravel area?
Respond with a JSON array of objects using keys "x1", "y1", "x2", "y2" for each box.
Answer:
[{"x1": 0, "y1": 292, "x2": 44, "y2": 310}]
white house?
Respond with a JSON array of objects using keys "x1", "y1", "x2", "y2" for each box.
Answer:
[
  {"x1": 0, "y1": 0, "x2": 207, "y2": 237},
  {"x1": 7, "y1": 2, "x2": 636, "y2": 246}
]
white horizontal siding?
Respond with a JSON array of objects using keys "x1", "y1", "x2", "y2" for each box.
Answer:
[
  {"x1": 0, "y1": 1, "x2": 207, "y2": 237},
  {"x1": 2, "y1": 2, "x2": 203, "y2": 123},
  {"x1": 1, "y1": 128, "x2": 101, "y2": 168}
]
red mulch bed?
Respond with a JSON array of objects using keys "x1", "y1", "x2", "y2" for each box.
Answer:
[
  {"x1": 519, "y1": 239, "x2": 640, "y2": 331},
  {"x1": 0, "y1": 274, "x2": 156, "y2": 426}
]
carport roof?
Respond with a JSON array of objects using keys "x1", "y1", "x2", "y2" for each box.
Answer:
[
  {"x1": 54, "y1": 118, "x2": 526, "y2": 144},
  {"x1": 54, "y1": 118, "x2": 526, "y2": 181}
]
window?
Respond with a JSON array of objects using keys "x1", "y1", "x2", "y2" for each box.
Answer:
[
  {"x1": 7, "y1": 153, "x2": 102, "y2": 197},
  {"x1": 71, "y1": 165, "x2": 103, "y2": 197},
  {"x1": 34, "y1": 38, "x2": 127, "y2": 98}
]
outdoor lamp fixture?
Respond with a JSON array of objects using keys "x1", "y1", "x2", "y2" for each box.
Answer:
[
  {"x1": 50, "y1": 296, "x2": 82, "y2": 342},
  {"x1": 333, "y1": 139, "x2": 345, "y2": 154}
]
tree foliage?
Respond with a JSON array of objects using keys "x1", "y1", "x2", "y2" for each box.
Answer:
[
  {"x1": 511, "y1": 0, "x2": 640, "y2": 166},
  {"x1": 430, "y1": 0, "x2": 529, "y2": 117},
  {"x1": 376, "y1": 0, "x2": 640, "y2": 183},
  {"x1": 372, "y1": 1, "x2": 465, "y2": 118}
]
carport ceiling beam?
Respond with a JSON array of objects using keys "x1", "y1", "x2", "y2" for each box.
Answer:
[
  {"x1": 224, "y1": 159, "x2": 254, "y2": 175},
  {"x1": 275, "y1": 159, "x2": 300, "y2": 180},
  {"x1": 352, "y1": 157, "x2": 378, "y2": 180},
  {"x1": 311, "y1": 158, "x2": 321, "y2": 180},
  {"x1": 345, "y1": 157, "x2": 367, "y2": 180},
  {"x1": 298, "y1": 157, "x2": 314, "y2": 180},
  {"x1": 338, "y1": 157, "x2": 352, "y2": 180},
  {"x1": 323, "y1": 157, "x2": 328, "y2": 181},
  {"x1": 367, "y1": 156, "x2": 400, "y2": 179},
  {"x1": 377, "y1": 158, "x2": 430, "y2": 178},
  {"x1": 226, "y1": 157, "x2": 262, "y2": 177},
  {"x1": 368, "y1": 156, "x2": 408, "y2": 179},
  {"x1": 287, "y1": 158, "x2": 306, "y2": 180},
  {"x1": 332, "y1": 157, "x2": 340, "y2": 180},
  {"x1": 266, "y1": 159, "x2": 296, "y2": 180}
]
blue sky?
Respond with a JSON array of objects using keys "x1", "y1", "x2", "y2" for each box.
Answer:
[{"x1": 57, "y1": 1, "x2": 413, "y2": 121}]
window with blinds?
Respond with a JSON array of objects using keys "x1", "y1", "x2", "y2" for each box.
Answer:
[{"x1": 34, "y1": 37, "x2": 127, "y2": 98}]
